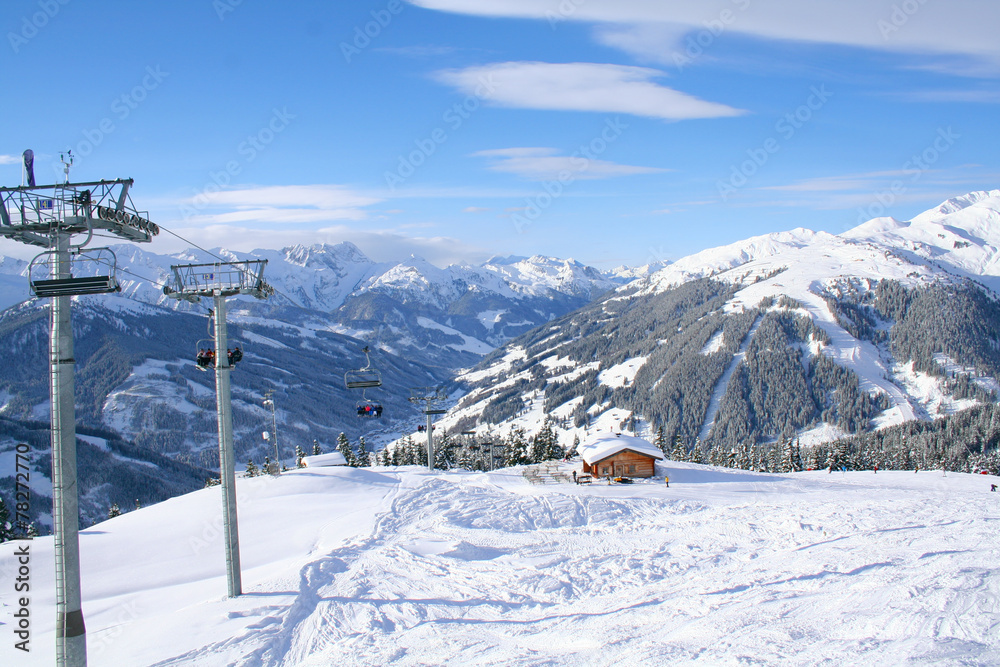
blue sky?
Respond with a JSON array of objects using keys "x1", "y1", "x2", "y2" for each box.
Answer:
[{"x1": 2, "y1": 0, "x2": 999, "y2": 269}]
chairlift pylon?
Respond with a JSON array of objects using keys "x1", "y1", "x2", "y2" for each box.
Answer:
[
  {"x1": 28, "y1": 247, "x2": 120, "y2": 298},
  {"x1": 345, "y1": 345, "x2": 382, "y2": 389}
]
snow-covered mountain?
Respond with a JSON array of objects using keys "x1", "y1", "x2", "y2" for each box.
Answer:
[
  {"x1": 0, "y1": 243, "x2": 623, "y2": 524},
  {"x1": 436, "y1": 190, "x2": 1000, "y2": 453},
  {"x1": 0, "y1": 242, "x2": 621, "y2": 367}
]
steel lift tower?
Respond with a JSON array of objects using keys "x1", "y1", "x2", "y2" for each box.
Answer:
[
  {"x1": 409, "y1": 387, "x2": 448, "y2": 470},
  {"x1": 0, "y1": 152, "x2": 160, "y2": 667},
  {"x1": 164, "y1": 260, "x2": 273, "y2": 597}
]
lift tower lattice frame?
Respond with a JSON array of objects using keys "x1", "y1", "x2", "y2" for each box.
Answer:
[
  {"x1": 409, "y1": 387, "x2": 447, "y2": 471},
  {"x1": 0, "y1": 174, "x2": 159, "y2": 667},
  {"x1": 163, "y1": 261, "x2": 273, "y2": 598}
]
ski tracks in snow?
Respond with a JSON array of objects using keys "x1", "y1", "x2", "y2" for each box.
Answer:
[{"x1": 152, "y1": 472, "x2": 1000, "y2": 666}]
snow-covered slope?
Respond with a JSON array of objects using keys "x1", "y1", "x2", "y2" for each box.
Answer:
[{"x1": 1, "y1": 464, "x2": 996, "y2": 665}]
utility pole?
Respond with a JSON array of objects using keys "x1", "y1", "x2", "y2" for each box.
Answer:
[
  {"x1": 164, "y1": 260, "x2": 273, "y2": 597},
  {"x1": 408, "y1": 387, "x2": 447, "y2": 471},
  {"x1": 1, "y1": 166, "x2": 159, "y2": 667}
]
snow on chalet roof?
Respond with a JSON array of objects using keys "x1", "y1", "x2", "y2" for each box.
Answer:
[
  {"x1": 578, "y1": 433, "x2": 664, "y2": 465},
  {"x1": 302, "y1": 452, "x2": 348, "y2": 467}
]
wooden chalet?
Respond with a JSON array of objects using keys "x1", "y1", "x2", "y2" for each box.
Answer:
[{"x1": 578, "y1": 433, "x2": 664, "y2": 479}]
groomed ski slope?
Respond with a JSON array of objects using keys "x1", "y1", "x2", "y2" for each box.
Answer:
[{"x1": 1, "y1": 464, "x2": 998, "y2": 666}]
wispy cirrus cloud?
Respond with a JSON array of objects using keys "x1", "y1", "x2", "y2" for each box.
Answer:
[
  {"x1": 434, "y1": 62, "x2": 744, "y2": 120},
  {"x1": 174, "y1": 184, "x2": 382, "y2": 225},
  {"x1": 473, "y1": 147, "x2": 667, "y2": 180},
  {"x1": 408, "y1": 0, "x2": 1000, "y2": 66},
  {"x1": 0, "y1": 155, "x2": 21, "y2": 165}
]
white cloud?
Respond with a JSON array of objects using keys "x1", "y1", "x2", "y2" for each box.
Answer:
[
  {"x1": 174, "y1": 184, "x2": 382, "y2": 226},
  {"x1": 434, "y1": 62, "x2": 744, "y2": 120},
  {"x1": 473, "y1": 147, "x2": 666, "y2": 180},
  {"x1": 149, "y1": 223, "x2": 490, "y2": 268},
  {"x1": 408, "y1": 0, "x2": 1000, "y2": 65},
  {"x1": 0, "y1": 155, "x2": 21, "y2": 165},
  {"x1": 592, "y1": 23, "x2": 689, "y2": 66},
  {"x1": 150, "y1": 184, "x2": 494, "y2": 267}
]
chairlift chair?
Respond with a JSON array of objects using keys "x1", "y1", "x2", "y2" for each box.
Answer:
[
  {"x1": 28, "y1": 247, "x2": 120, "y2": 298},
  {"x1": 345, "y1": 345, "x2": 382, "y2": 389},
  {"x1": 194, "y1": 338, "x2": 247, "y2": 371},
  {"x1": 356, "y1": 399, "x2": 383, "y2": 418}
]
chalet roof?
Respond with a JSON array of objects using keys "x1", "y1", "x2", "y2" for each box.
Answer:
[
  {"x1": 302, "y1": 452, "x2": 348, "y2": 467},
  {"x1": 578, "y1": 433, "x2": 664, "y2": 465}
]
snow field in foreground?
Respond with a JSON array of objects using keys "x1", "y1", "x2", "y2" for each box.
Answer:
[{"x1": 1, "y1": 464, "x2": 998, "y2": 666}]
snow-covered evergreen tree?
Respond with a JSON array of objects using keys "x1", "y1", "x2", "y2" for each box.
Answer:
[
  {"x1": 654, "y1": 425, "x2": 667, "y2": 453},
  {"x1": 357, "y1": 436, "x2": 369, "y2": 467},
  {"x1": 0, "y1": 496, "x2": 12, "y2": 543},
  {"x1": 312, "y1": 439, "x2": 322, "y2": 456},
  {"x1": 530, "y1": 419, "x2": 558, "y2": 462},
  {"x1": 689, "y1": 440, "x2": 705, "y2": 465},
  {"x1": 295, "y1": 445, "x2": 306, "y2": 468},
  {"x1": 245, "y1": 459, "x2": 259, "y2": 478},
  {"x1": 108, "y1": 503, "x2": 122, "y2": 519},
  {"x1": 566, "y1": 433, "x2": 581, "y2": 459},
  {"x1": 505, "y1": 427, "x2": 530, "y2": 466},
  {"x1": 670, "y1": 435, "x2": 687, "y2": 462},
  {"x1": 337, "y1": 432, "x2": 354, "y2": 467}
]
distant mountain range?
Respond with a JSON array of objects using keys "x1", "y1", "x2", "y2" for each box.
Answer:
[
  {"x1": 4, "y1": 190, "x2": 1000, "y2": 529},
  {"x1": 0, "y1": 244, "x2": 632, "y2": 528},
  {"x1": 431, "y1": 190, "x2": 1000, "y2": 460}
]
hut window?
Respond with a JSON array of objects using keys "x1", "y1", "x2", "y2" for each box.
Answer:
[{"x1": 628, "y1": 464, "x2": 636, "y2": 474}]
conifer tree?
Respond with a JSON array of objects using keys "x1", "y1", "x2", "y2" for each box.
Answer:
[
  {"x1": 505, "y1": 427, "x2": 530, "y2": 466},
  {"x1": 312, "y1": 439, "x2": 322, "y2": 456},
  {"x1": 108, "y1": 503, "x2": 122, "y2": 519},
  {"x1": 0, "y1": 496, "x2": 12, "y2": 543},
  {"x1": 295, "y1": 445, "x2": 306, "y2": 468},
  {"x1": 337, "y1": 432, "x2": 354, "y2": 466},
  {"x1": 245, "y1": 459, "x2": 258, "y2": 478},
  {"x1": 565, "y1": 433, "x2": 581, "y2": 458},
  {"x1": 357, "y1": 436, "x2": 369, "y2": 467},
  {"x1": 689, "y1": 441, "x2": 705, "y2": 465},
  {"x1": 654, "y1": 425, "x2": 667, "y2": 453},
  {"x1": 671, "y1": 435, "x2": 687, "y2": 462}
]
